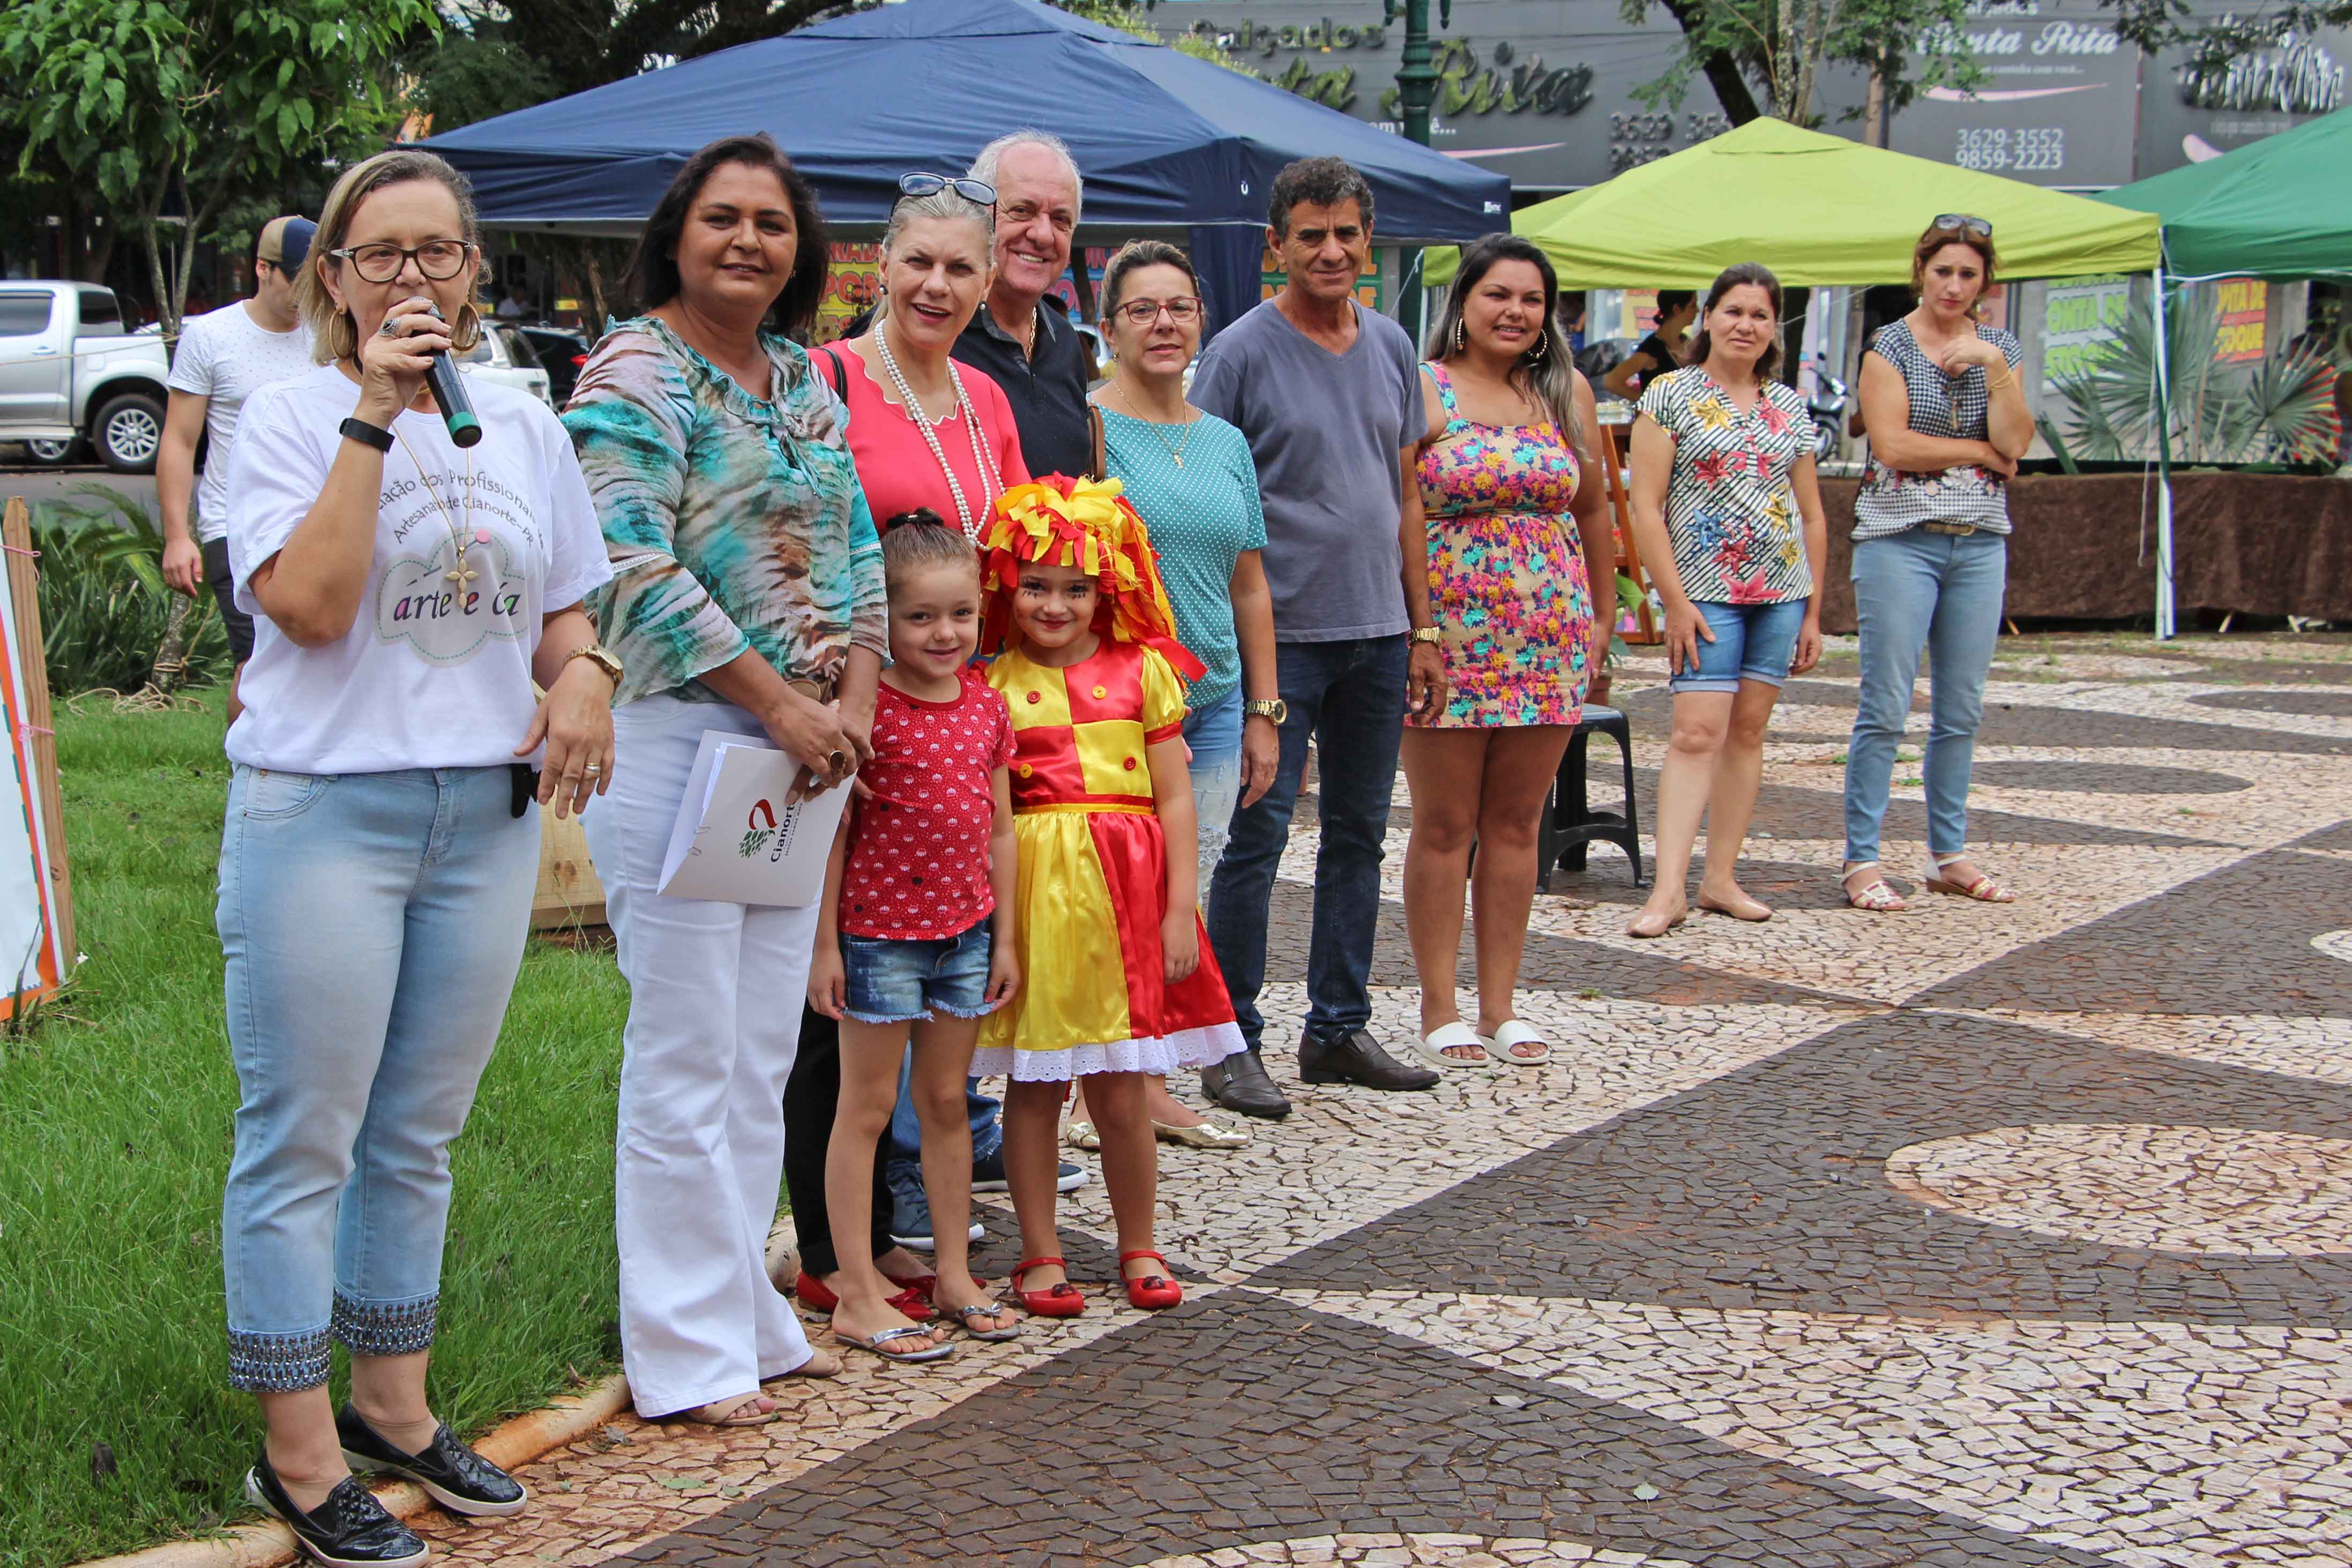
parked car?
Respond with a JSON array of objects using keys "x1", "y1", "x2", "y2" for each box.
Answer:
[
  {"x1": 461, "y1": 323, "x2": 554, "y2": 408},
  {"x1": 514, "y1": 325, "x2": 589, "y2": 408},
  {"x1": 0, "y1": 283, "x2": 171, "y2": 472}
]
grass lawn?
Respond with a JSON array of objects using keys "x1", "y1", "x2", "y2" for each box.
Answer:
[{"x1": 0, "y1": 690, "x2": 626, "y2": 1568}]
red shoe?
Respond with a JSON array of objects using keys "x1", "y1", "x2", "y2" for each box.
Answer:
[
  {"x1": 1118, "y1": 1251, "x2": 1183, "y2": 1311},
  {"x1": 879, "y1": 1270, "x2": 937, "y2": 1303},
  {"x1": 1009, "y1": 1257, "x2": 1086, "y2": 1318},
  {"x1": 793, "y1": 1272, "x2": 935, "y2": 1322}
]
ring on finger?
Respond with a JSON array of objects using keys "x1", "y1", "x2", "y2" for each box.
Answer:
[
  {"x1": 379, "y1": 316, "x2": 401, "y2": 338},
  {"x1": 585, "y1": 763, "x2": 601, "y2": 774}
]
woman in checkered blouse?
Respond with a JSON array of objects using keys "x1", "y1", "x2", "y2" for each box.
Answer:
[{"x1": 1842, "y1": 216, "x2": 2034, "y2": 914}]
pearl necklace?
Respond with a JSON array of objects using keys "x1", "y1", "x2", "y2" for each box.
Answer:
[{"x1": 872, "y1": 319, "x2": 1001, "y2": 540}]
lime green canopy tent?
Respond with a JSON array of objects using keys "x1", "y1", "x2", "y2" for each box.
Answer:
[
  {"x1": 2095, "y1": 107, "x2": 2352, "y2": 281},
  {"x1": 1424, "y1": 117, "x2": 2160, "y2": 288}
]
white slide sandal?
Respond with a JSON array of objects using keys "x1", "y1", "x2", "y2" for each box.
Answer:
[
  {"x1": 1410, "y1": 1020, "x2": 1494, "y2": 1070},
  {"x1": 1479, "y1": 1019, "x2": 1552, "y2": 1067}
]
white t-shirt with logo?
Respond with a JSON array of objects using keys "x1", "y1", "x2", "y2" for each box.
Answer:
[
  {"x1": 223, "y1": 364, "x2": 613, "y2": 774},
  {"x1": 166, "y1": 302, "x2": 318, "y2": 543}
]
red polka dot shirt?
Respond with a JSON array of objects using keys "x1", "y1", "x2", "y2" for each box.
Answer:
[{"x1": 840, "y1": 667, "x2": 1014, "y2": 940}]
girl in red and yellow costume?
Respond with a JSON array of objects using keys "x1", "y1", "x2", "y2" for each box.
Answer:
[{"x1": 974, "y1": 476, "x2": 1246, "y2": 1316}]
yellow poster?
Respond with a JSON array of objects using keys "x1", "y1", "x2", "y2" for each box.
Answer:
[{"x1": 815, "y1": 243, "x2": 882, "y2": 344}]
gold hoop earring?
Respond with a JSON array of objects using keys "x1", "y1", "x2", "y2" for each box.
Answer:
[
  {"x1": 328, "y1": 311, "x2": 359, "y2": 365},
  {"x1": 1452, "y1": 317, "x2": 1466, "y2": 354},
  {"x1": 1528, "y1": 330, "x2": 1549, "y2": 364},
  {"x1": 452, "y1": 301, "x2": 483, "y2": 353}
]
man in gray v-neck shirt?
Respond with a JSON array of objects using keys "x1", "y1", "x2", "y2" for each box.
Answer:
[{"x1": 1187, "y1": 157, "x2": 1447, "y2": 1115}]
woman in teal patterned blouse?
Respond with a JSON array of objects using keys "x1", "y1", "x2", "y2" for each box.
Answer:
[
  {"x1": 1067, "y1": 240, "x2": 1278, "y2": 1152},
  {"x1": 564, "y1": 135, "x2": 882, "y2": 1425}
]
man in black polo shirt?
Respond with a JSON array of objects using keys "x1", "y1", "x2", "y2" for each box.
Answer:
[{"x1": 953, "y1": 130, "x2": 1092, "y2": 476}]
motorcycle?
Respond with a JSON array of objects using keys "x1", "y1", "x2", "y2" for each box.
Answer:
[{"x1": 1804, "y1": 353, "x2": 1849, "y2": 461}]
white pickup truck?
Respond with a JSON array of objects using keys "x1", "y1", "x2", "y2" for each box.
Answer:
[{"x1": 0, "y1": 282, "x2": 171, "y2": 472}]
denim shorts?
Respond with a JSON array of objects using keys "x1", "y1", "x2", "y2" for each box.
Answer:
[
  {"x1": 1668, "y1": 598, "x2": 1811, "y2": 695},
  {"x1": 842, "y1": 919, "x2": 993, "y2": 1024}
]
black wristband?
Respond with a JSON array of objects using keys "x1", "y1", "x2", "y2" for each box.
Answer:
[{"x1": 339, "y1": 416, "x2": 394, "y2": 452}]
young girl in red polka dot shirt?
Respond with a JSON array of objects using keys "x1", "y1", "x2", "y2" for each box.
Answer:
[{"x1": 809, "y1": 515, "x2": 1021, "y2": 1361}]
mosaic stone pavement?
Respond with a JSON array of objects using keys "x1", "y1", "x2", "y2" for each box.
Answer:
[{"x1": 415, "y1": 635, "x2": 2351, "y2": 1568}]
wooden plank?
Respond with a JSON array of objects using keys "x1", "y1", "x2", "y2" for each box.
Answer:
[
  {"x1": 2, "y1": 496, "x2": 73, "y2": 975},
  {"x1": 1597, "y1": 424, "x2": 1662, "y2": 645},
  {"x1": 533, "y1": 800, "x2": 606, "y2": 930}
]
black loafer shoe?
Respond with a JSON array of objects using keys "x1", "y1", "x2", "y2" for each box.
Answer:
[
  {"x1": 1202, "y1": 1047, "x2": 1291, "y2": 1119},
  {"x1": 337, "y1": 1405, "x2": 527, "y2": 1518},
  {"x1": 246, "y1": 1452, "x2": 429, "y2": 1568},
  {"x1": 1299, "y1": 1028, "x2": 1440, "y2": 1091}
]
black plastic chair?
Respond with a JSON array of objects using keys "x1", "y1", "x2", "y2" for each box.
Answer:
[{"x1": 1540, "y1": 705, "x2": 1644, "y2": 887}]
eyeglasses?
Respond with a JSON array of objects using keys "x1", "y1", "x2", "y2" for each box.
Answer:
[
  {"x1": 331, "y1": 241, "x2": 474, "y2": 283},
  {"x1": 1932, "y1": 213, "x2": 1994, "y2": 240},
  {"x1": 1112, "y1": 296, "x2": 1204, "y2": 326},
  {"x1": 898, "y1": 172, "x2": 997, "y2": 206}
]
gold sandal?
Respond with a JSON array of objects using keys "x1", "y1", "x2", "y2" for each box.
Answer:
[
  {"x1": 1923, "y1": 854, "x2": 2015, "y2": 902},
  {"x1": 1842, "y1": 863, "x2": 1911, "y2": 913}
]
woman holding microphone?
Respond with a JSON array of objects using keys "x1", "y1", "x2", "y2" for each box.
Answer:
[
  {"x1": 219, "y1": 148, "x2": 614, "y2": 1563},
  {"x1": 566, "y1": 135, "x2": 884, "y2": 1425}
]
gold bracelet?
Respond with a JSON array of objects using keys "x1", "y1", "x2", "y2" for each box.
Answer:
[
  {"x1": 1985, "y1": 367, "x2": 2016, "y2": 391},
  {"x1": 564, "y1": 644, "x2": 623, "y2": 696}
]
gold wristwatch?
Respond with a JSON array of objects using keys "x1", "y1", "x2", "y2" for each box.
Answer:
[
  {"x1": 1243, "y1": 698, "x2": 1288, "y2": 725},
  {"x1": 564, "y1": 644, "x2": 624, "y2": 696},
  {"x1": 1408, "y1": 627, "x2": 1443, "y2": 645}
]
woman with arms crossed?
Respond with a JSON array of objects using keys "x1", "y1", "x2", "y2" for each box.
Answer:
[
  {"x1": 1841, "y1": 216, "x2": 2030, "y2": 912},
  {"x1": 220, "y1": 149, "x2": 615, "y2": 1565},
  {"x1": 566, "y1": 135, "x2": 880, "y2": 1427},
  {"x1": 1623, "y1": 263, "x2": 1828, "y2": 938}
]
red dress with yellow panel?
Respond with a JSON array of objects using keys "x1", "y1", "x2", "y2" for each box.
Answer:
[{"x1": 972, "y1": 640, "x2": 1246, "y2": 1082}]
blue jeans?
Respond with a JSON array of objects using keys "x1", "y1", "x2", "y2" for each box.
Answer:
[
  {"x1": 1207, "y1": 634, "x2": 1408, "y2": 1051},
  {"x1": 1844, "y1": 527, "x2": 2008, "y2": 864},
  {"x1": 216, "y1": 765, "x2": 537, "y2": 1391},
  {"x1": 1668, "y1": 598, "x2": 1810, "y2": 694},
  {"x1": 1184, "y1": 683, "x2": 1244, "y2": 903}
]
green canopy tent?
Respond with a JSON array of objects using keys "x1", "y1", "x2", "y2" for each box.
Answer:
[
  {"x1": 1424, "y1": 117, "x2": 2159, "y2": 289},
  {"x1": 2094, "y1": 107, "x2": 2352, "y2": 281},
  {"x1": 1424, "y1": 117, "x2": 2178, "y2": 629}
]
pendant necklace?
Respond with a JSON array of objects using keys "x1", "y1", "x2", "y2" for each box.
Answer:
[
  {"x1": 1112, "y1": 378, "x2": 1196, "y2": 468},
  {"x1": 391, "y1": 422, "x2": 482, "y2": 589},
  {"x1": 872, "y1": 320, "x2": 1001, "y2": 540}
]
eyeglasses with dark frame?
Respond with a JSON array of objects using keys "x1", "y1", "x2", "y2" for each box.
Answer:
[
  {"x1": 898, "y1": 172, "x2": 998, "y2": 207},
  {"x1": 1931, "y1": 213, "x2": 1994, "y2": 240},
  {"x1": 1111, "y1": 296, "x2": 1204, "y2": 326},
  {"x1": 331, "y1": 241, "x2": 475, "y2": 283}
]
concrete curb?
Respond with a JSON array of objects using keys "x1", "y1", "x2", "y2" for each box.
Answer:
[{"x1": 76, "y1": 1376, "x2": 633, "y2": 1568}]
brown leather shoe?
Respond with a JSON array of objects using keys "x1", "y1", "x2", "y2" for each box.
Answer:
[
  {"x1": 1201, "y1": 1047, "x2": 1290, "y2": 1119},
  {"x1": 1299, "y1": 1028, "x2": 1440, "y2": 1091}
]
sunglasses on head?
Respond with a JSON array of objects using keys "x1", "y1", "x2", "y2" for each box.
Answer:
[
  {"x1": 1933, "y1": 213, "x2": 1993, "y2": 239},
  {"x1": 899, "y1": 172, "x2": 997, "y2": 206}
]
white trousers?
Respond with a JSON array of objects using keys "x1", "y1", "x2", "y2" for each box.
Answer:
[{"x1": 584, "y1": 694, "x2": 819, "y2": 1417}]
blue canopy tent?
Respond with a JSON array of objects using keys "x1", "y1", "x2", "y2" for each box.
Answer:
[{"x1": 419, "y1": 0, "x2": 1509, "y2": 327}]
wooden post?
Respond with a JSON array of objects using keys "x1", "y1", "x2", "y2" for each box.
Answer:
[
  {"x1": 2, "y1": 496, "x2": 74, "y2": 974},
  {"x1": 1598, "y1": 425, "x2": 1661, "y2": 645}
]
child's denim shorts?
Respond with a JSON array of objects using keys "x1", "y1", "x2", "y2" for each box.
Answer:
[{"x1": 842, "y1": 919, "x2": 993, "y2": 1024}]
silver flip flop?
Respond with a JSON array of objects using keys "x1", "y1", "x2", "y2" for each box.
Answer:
[{"x1": 838, "y1": 1324, "x2": 955, "y2": 1363}]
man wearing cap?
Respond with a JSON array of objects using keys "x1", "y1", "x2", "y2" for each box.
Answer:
[{"x1": 160, "y1": 215, "x2": 318, "y2": 721}]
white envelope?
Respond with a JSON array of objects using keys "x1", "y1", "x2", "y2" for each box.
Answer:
[{"x1": 656, "y1": 730, "x2": 853, "y2": 906}]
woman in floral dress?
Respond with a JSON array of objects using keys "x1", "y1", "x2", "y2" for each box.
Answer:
[
  {"x1": 1400, "y1": 235, "x2": 1615, "y2": 1072},
  {"x1": 1623, "y1": 262, "x2": 1828, "y2": 938}
]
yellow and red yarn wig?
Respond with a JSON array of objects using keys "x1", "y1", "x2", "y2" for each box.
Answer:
[{"x1": 979, "y1": 474, "x2": 1207, "y2": 681}]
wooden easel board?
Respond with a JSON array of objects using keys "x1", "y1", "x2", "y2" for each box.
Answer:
[
  {"x1": 1597, "y1": 424, "x2": 1662, "y2": 645},
  {"x1": 0, "y1": 496, "x2": 73, "y2": 1009}
]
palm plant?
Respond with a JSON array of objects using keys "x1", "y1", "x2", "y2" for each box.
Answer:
[
  {"x1": 29, "y1": 484, "x2": 229, "y2": 696},
  {"x1": 2053, "y1": 284, "x2": 2341, "y2": 466}
]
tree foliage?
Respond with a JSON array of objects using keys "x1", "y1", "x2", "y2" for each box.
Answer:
[
  {"x1": 1621, "y1": 0, "x2": 1987, "y2": 126},
  {"x1": 0, "y1": 0, "x2": 437, "y2": 335},
  {"x1": 2099, "y1": 0, "x2": 2352, "y2": 70}
]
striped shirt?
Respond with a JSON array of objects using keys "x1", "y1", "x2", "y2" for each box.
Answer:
[
  {"x1": 1855, "y1": 318, "x2": 2022, "y2": 541},
  {"x1": 564, "y1": 317, "x2": 886, "y2": 705}
]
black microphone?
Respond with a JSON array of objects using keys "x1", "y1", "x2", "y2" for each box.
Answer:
[{"x1": 425, "y1": 344, "x2": 483, "y2": 448}]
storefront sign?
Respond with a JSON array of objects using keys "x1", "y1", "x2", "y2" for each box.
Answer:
[
  {"x1": 2040, "y1": 273, "x2": 2133, "y2": 396},
  {"x1": 816, "y1": 242, "x2": 882, "y2": 344},
  {"x1": 2213, "y1": 278, "x2": 2269, "y2": 364}
]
